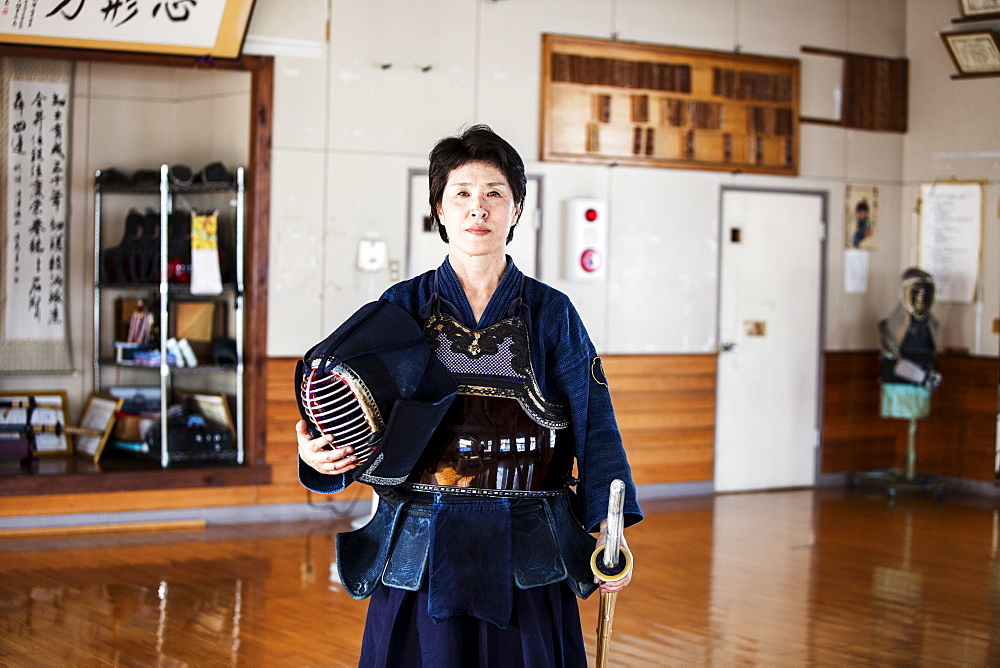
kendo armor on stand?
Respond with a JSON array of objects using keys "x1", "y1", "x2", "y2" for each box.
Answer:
[
  {"x1": 859, "y1": 267, "x2": 945, "y2": 495},
  {"x1": 878, "y1": 267, "x2": 941, "y2": 399}
]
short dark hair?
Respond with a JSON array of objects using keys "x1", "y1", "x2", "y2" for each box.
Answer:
[{"x1": 428, "y1": 124, "x2": 526, "y2": 244}]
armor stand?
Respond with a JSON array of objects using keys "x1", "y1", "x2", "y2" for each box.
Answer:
[
  {"x1": 904, "y1": 418, "x2": 917, "y2": 482},
  {"x1": 851, "y1": 383, "x2": 944, "y2": 501}
]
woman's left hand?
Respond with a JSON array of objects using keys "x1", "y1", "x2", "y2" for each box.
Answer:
[{"x1": 594, "y1": 520, "x2": 632, "y2": 593}]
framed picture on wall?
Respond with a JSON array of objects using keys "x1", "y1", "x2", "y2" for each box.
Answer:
[
  {"x1": 941, "y1": 30, "x2": 1000, "y2": 76},
  {"x1": 0, "y1": 0, "x2": 257, "y2": 58},
  {"x1": 844, "y1": 184, "x2": 879, "y2": 250},
  {"x1": 540, "y1": 33, "x2": 800, "y2": 175},
  {"x1": 957, "y1": 0, "x2": 1000, "y2": 20}
]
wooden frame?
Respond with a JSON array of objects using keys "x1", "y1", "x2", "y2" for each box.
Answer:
[
  {"x1": 941, "y1": 30, "x2": 1000, "y2": 77},
  {"x1": 177, "y1": 391, "x2": 234, "y2": 432},
  {"x1": 800, "y1": 47, "x2": 908, "y2": 133},
  {"x1": 0, "y1": 391, "x2": 71, "y2": 456},
  {"x1": 957, "y1": 0, "x2": 1000, "y2": 20},
  {"x1": 170, "y1": 298, "x2": 226, "y2": 363},
  {"x1": 0, "y1": 0, "x2": 256, "y2": 59},
  {"x1": 844, "y1": 184, "x2": 879, "y2": 250},
  {"x1": 540, "y1": 33, "x2": 800, "y2": 175},
  {"x1": 0, "y1": 45, "x2": 271, "y2": 497},
  {"x1": 74, "y1": 394, "x2": 124, "y2": 463}
]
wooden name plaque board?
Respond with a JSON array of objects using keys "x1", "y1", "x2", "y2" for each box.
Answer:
[{"x1": 541, "y1": 34, "x2": 800, "y2": 175}]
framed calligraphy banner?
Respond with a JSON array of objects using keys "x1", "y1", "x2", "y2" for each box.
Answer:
[
  {"x1": 917, "y1": 181, "x2": 984, "y2": 304},
  {"x1": 940, "y1": 30, "x2": 1000, "y2": 77},
  {"x1": 1, "y1": 58, "x2": 73, "y2": 373},
  {"x1": 957, "y1": 0, "x2": 1000, "y2": 20},
  {"x1": 0, "y1": 0, "x2": 257, "y2": 59}
]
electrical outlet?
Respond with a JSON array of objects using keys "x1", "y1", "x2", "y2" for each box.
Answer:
[{"x1": 389, "y1": 260, "x2": 401, "y2": 281}]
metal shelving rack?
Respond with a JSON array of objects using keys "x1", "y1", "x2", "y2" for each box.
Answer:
[{"x1": 93, "y1": 165, "x2": 245, "y2": 467}]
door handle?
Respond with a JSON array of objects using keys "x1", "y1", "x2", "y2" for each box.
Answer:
[{"x1": 720, "y1": 341, "x2": 738, "y2": 352}]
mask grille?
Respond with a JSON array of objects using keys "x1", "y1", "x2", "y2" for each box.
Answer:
[{"x1": 300, "y1": 361, "x2": 384, "y2": 464}]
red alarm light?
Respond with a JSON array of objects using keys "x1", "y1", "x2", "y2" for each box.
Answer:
[
  {"x1": 566, "y1": 198, "x2": 607, "y2": 282},
  {"x1": 580, "y1": 248, "x2": 602, "y2": 272}
]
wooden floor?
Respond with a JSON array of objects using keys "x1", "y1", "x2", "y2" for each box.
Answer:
[{"x1": 1, "y1": 486, "x2": 998, "y2": 666}]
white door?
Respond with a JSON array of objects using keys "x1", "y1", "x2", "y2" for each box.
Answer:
[
  {"x1": 715, "y1": 188, "x2": 825, "y2": 492},
  {"x1": 406, "y1": 170, "x2": 540, "y2": 279}
]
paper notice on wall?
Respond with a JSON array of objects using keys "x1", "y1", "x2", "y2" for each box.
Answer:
[
  {"x1": 844, "y1": 248, "x2": 869, "y2": 294},
  {"x1": 918, "y1": 183, "x2": 982, "y2": 303}
]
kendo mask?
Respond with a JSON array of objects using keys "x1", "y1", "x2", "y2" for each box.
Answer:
[
  {"x1": 295, "y1": 300, "x2": 458, "y2": 487},
  {"x1": 900, "y1": 268, "x2": 935, "y2": 320}
]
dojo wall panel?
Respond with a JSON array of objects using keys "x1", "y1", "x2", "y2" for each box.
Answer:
[
  {"x1": 820, "y1": 351, "x2": 997, "y2": 482},
  {"x1": 603, "y1": 354, "x2": 717, "y2": 484},
  {"x1": 3, "y1": 352, "x2": 996, "y2": 521}
]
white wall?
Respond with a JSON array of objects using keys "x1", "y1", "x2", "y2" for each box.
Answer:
[
  {"x1": 252, "y1": 0, "x2": 996, "y2": 362},
  {"x1": 5, "y1": 0, "x2": 997, "y2": 416},
  {"x1": 902, "y1": 3, "x2": 1000, "y2": 357}
]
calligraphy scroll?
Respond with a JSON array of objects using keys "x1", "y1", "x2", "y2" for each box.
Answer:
[{"x1": 0, "y1": 57, "x2": 72, "y2": 373}]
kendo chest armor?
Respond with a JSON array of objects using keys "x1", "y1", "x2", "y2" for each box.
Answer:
[
  {"x1": 405, "y1": 312, "x2": 572, "y2": 494},
  {"x1": 334, "y1": 283, "x2": 600, "y2": 623}
]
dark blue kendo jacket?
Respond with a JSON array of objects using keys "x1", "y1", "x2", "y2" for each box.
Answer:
[{"x1": 298, "y1": 256, "x2": 642, "y2": 533}]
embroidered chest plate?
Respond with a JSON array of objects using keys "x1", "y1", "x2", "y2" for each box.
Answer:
[{"x1": 422, "y1": 313, "x2": 569, "y2": 429}]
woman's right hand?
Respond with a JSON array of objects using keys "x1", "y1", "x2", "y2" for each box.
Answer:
[{"x1": 296, "y1": 420, "x2": 358, "y2": 475}]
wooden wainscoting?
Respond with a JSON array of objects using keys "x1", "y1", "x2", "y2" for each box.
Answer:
[
  {"x1": 601, "y1": 354, "x2": 716, "y2": 484},
  {"x1": 821, "y1": 351, "x2": 998, "y2": 481},
  {"x1": 268, "y1": 355, "x2": 717, "y2": 491},
  {"x1": 263, "y1": 359, "x2": 371, "y2": 505},
  {"x1": 3, "y1": 351, "x2": 990, "y2": 520},
  {"x1": 820, "y1": 351, "x2": 899, "y2": 473}
]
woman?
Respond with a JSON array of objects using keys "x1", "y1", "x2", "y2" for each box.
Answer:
[{"x1": 297, "y1": 125, "x2": 642, "y2": 667}]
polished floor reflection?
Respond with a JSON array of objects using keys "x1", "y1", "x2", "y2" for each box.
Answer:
[{"x1": 1, "y1": 487, "x2": 998, "y2": 666}]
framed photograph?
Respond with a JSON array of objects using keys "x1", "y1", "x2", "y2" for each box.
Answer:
[
  {"x1": 170, "y1": 299, "x2": 226, "y2": 362},
  {"x1": 0, "y1": 391, "x2": 71, "y2": 457},
  {"x1": 0, "y1": 0, "x2": 256, "y2": 59},
  {"x1": 115, "y1": 296, "x2": 155, "y2": 344},
  {"x1": 957, "y1": 0, "x2": 1000, "y2": 19},
  {"x1": 844, "y1": 184, "x2": 879, "y2": 250},
  {"x1": 177, "y1": 391, "x2": 234, "y2": 432},
  {"x1": 74, "y1": 394, "x2": 124, "y2": 463},
  {"x1": 941, "y1": 31, "x2": 1000, "y2": 75}
]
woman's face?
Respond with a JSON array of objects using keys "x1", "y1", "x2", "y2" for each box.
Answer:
[{"x1": 438, "y1": 161, "x2": 520, "y2": 261}]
